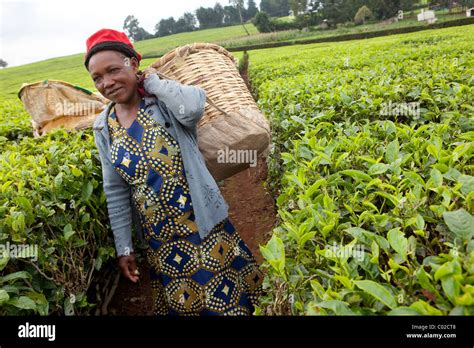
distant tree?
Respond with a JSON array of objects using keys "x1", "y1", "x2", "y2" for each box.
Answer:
[
  {"x1": 354, "y1": 5, "x2": 373, "y2": 24},
  {"x1": 196, "y1": 5, "x2": 224, "y2": 29},
  {"x1": 196, "y1": 7, "x2": 213, "y2": 29},
  {"x1": 174, "y1": 12, "x2": 197, "y2": 32},
  {"x1": 310, "y1": 0, "x2": 393, "y2": 24},
  {"x1": 182, "y1": 12, "x2": 197, "y2": 31},
  {"x1": 123, "y1": 15, "x2": 152, "y2": 42},
  {"x1": 279, "y1": 0, "x2": 291, "y2": 16},
  {"x1": 252, "y1": 11, "x2": 274, "y2": 32},
  {"x1": 429, "y1": 0, "x2": 455, "y2": 8},
  {"x1": 214, "y1": 3, "x2": 225, "y2": 26},
  {"x1": 278, "y1": 0, "x2": 405, "y2": 25},
  {"x1": 0, "y1": 59, "x2": 7, "y2": 68},
  {"x1": 290, "y1": 0, "x2": 308, "y2": 16},
  {"x1": 400, "y1": 0, "x2": 413, "y2": 11},
  {"x1": 368, "y1": 0, "x2": 403, "y2": 19},
  {"x1": 223, "y1": 5, "x2": 241, "y2": 24},
  {"x1": 245, "y1": 0, "x2": 259, "y2": 20},
  {"x1": 155, "y1": 17, "x2": 177, "y2": 37},
  {"x1": 230, "y1": 0, "x2": 250, "y2": 34},
  {"x1": 260, "y1": 0, "x2": 272, "y2": 13},
  {"x1": 260, "y1": 0, "x2": 291, "y2": 17},
  {"x1": 136, "y1": 27, "x2": 153, "y2": 41},
  {"x1": 438, "y1": 0, "x2": 473, "y2": 10},
  {"x1": 175, "y1": 17, "x2": 187, "y2": 33},
  {"x1": 461, "y1": 0, "x2": 474, "y2": 8},
  {"x1": 313, "y1": 0, "x2": 352, "y2": 25},
  {"x1": 153, "y1": 21, "x2": 160, "y2": 36},
  {"x1": 123, "y1": 15, "x2": 139, "y2": 39}
]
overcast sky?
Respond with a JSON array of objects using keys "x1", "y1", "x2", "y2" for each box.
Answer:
[{"x1": 1, "y1": 0, "x2": 253, "y2": 67}]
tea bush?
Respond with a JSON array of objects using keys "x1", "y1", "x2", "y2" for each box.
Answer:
[
  {"x1": 250, "y1": 26, "x2": 474, "y2": 315},
  {"x1": 0, "y1": 101, "x2": 115, "y2": 315}
]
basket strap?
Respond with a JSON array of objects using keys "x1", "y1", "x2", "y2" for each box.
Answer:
[{"x1": 155, "y1": 71, "x2": 234, "y2": 118}]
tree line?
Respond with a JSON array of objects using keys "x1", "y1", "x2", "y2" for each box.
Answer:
[
  {"x1": 123, "y1": 0, "x2": 474, "y2": 42},
  {"x1": 123, "y1": 0, "x2": 258, "y2": 41}
]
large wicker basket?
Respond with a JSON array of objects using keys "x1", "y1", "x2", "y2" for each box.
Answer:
[{"x1": 151, "y1": 43, "x2": 271, "y2": 181}]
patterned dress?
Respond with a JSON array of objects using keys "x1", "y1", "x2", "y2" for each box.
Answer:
[{"x1": 108, "y1": 99, "x2": 264, "y2": 315}]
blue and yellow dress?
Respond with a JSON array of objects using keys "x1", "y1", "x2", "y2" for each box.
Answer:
[{"x1": 108, "y1": 100, "x2": 264, "y2": 315}]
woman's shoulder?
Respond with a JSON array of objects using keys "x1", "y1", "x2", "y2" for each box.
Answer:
[{"x1": 93, "y1": 102, "x2": 114, "y2": 131}]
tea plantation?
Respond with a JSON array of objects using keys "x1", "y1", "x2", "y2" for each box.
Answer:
[
  {"x1": 0, "y1": 25, "x2": 472, "y2": 315},
  {"x1": 250, "y1": 25, "x2": 473, "y2": 315}
]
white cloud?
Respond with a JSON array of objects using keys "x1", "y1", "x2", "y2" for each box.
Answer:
[{"x1": 1, "y1": 0, "x2": 244, "y2": 67}]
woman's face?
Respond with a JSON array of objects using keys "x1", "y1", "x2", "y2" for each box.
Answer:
[{"x1": 88, "y1": 50, "x2": 139, "y2": 104}]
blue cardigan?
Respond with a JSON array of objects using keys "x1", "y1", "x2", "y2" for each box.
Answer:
[{"x1": 93, "y1": 74, "x2": 229, "y2": 257}]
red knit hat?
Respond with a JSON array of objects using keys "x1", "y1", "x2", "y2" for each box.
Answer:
[{"x1": 84, "y1": 29, "x2": 142, "y2": 68}]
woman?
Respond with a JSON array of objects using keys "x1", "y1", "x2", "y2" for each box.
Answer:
[{"x1": 86, "y1": 29, "x2": 264, "y2": 315}]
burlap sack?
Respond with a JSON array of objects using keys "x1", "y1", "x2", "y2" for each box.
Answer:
[{"x1": 18, "y1": 80, "x2": 108, "y2": 137}]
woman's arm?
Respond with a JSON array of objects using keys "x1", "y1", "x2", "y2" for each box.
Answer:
[
  {"x1": 94, "y1": 131, "x2": 134, "y2": 258},
  {"x1": 143, "y1": 73, "x2": 206, "y2": 130}
]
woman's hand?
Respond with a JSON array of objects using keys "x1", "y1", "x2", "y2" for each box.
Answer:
[
  {"x1": 118, "y1": 254, "x2": 140, "y2": 283},
  {"x1": 136, "y1": 67, "x2": 158, "y2": 97}
]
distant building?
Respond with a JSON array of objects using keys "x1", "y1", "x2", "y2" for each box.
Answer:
[
  {"x1": 417, "y1": 9, "x2": 437, "y2": 24},
  {"x1": 467, "y1": 8, "x2": 474, "y2": 17}
]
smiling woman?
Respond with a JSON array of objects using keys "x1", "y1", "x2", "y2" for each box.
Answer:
[
  {"x1": 85, "y1": 28, "x2": 264, "y2": 316},
  {"x1": 88, "y1": 50, "x2": 142, "y2": 128}
]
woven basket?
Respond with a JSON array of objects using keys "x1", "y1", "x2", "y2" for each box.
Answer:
[{"x1": 151, "y1": 43, "x2": 271, "y2": 180}]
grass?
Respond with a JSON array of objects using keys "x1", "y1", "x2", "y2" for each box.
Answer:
[
  {"x1": 136, "y1": 24, "x2": 258, "y2": 57},
  {"x1": 274, "y1": 16, "x2": 295, "y2": 23}
]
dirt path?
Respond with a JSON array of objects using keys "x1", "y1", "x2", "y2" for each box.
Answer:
[
  {"x1": 107, "y1": 157, "x2": 277, "y2": 315},
  {"x1": 219, "y1": 157, "x2": 276, "y2": 265}
]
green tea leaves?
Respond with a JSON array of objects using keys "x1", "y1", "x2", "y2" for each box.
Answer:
[
  {"x1": 63, "y1": 224, "x2": 75, "y2": 241},
  {"x1": 354, "y1": 280, "x2": 397, "y2": 309},
  {"x1": 260, "y1": 234, "x2": 286, "y2": 279},
  {"x1": 387, "y1": 228, "x2": 408, "y2": 260},
  {"x1": 340, "y1": 170, "x2": 372, "y2": 182},
  {"x1": 443, "y1": 209, "x2": 474, "y2": 241},
  {"x1": 368, "y1": 163, "x2": 389, "y2": 176},
  {"x1": 0, "y1": 289, "x2": 10, "y2": 304},
  {"x1": 385, "y1": 139, "x2": 399, "y2": 164}
]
